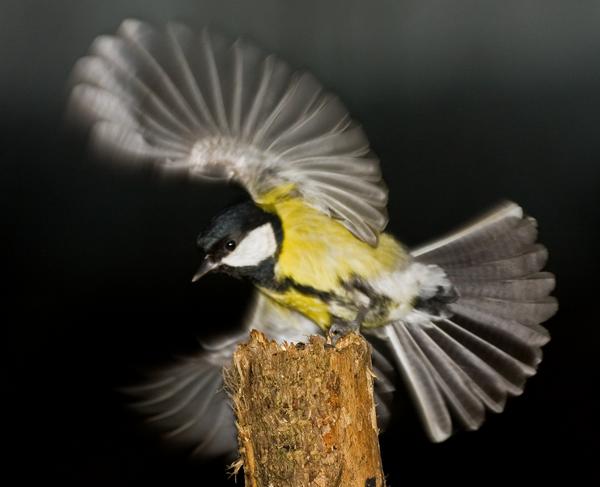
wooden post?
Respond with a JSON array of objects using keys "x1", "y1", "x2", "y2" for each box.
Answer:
[{"x1": 224, "y1": 330, "x2": 386, "y2": 487}]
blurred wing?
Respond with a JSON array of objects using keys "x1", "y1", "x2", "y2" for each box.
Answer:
[
  {"x1": 124, "y1": 292, "x2": 318, "y2": 458},
  {"x1": 68, "y1": 19, "x2": 387, "y2": 244},
  {"x1": 124, "y1": 341, "x2": 238, "y2": 458}
]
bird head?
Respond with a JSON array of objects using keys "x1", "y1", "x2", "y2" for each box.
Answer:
[{"x1": 192, "y1": 201, "x2": 282, "y2": 283}]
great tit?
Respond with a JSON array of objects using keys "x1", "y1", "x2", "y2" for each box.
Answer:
[{"x1": 68, "y1": 20, "x2": 557, "y2": 457}]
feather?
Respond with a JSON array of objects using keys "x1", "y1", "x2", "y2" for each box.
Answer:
[
  {"x1": 166, "y1": 22, "x2": 220, "y2": 132},
  {"x1": 374, "y1": 202, "x2": 556, "y2": 441},
  {"x1": 123, "y1": 354, "x2": 236, "y2": 458},
  {"x1": 452, "y1": 296, "x2": 558, "y2": 328},
  {"x1": 384, "y1": 323, "x2": 452, "y2": 441},
  {"x1": 285, "y1": 156, "x2": 382, "y2": 180},
  {"x1": 411, "y1": 202, "x2": 524, "y2": 260},
  {"x1": 444, "y1": 245, "x2": 548, "y2": 281},
  {"x1": 454, "y1": 272, "x2": 555, "y2": 301},
  {"x1": 68, "y1": 19, "x2": 387, "y2": 245}
]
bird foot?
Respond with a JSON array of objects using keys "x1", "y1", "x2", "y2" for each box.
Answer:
[{"x1": 328, "y1": 308, "x2": 367, "y2": 344}]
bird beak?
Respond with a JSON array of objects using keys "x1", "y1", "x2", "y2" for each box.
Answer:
[{"x1": 191, "y1": 256, "x2": 218, "y2": 283}]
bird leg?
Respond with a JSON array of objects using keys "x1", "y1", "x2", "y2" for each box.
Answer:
[{"x1": 328, "y1": 307, "x2": 369, "y2": 343}]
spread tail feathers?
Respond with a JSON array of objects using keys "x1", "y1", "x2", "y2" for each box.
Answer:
[{"x1": 380, "y1": 201, "x2": 557, "y2": 442}]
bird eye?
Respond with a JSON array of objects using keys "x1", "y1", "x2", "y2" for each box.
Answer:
[{"x1": 225, "y1": 240, "x2": 236, "y2": 251}]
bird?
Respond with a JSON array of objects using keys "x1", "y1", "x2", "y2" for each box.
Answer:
[{"x1": 68, "y1": 19, "x2": 558, "y2": 458}]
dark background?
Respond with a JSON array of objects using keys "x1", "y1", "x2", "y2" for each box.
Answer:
[{"x1": 3, "y1": 0, "x2": 599, "y2": 485}]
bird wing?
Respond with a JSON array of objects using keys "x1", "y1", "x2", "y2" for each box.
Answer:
[
  {"x1": 376, "y1": 202, "x2": 557, "y2": 441},
  {"x1": 123, "y1": 335, "x2": 239, "y2": 458},
  {"x1": 68, "y1": 19, "x2": 388, "y2": 245},
  {"x1": 124, "y1": 292, "x2": 316, "y2": 458}
]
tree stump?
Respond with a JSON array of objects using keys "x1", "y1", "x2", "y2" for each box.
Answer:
[{"x1": 224, "y1": 330, "x2": 386, "y2": 487}]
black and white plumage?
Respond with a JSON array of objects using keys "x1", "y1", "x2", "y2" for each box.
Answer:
[{"x1": 68, "y1": 20, "x2": 557, "y2": 457}]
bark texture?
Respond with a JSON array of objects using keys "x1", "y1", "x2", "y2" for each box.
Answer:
[{"x1": 224, "y1": 330, "x2": 385, "y2": 487}]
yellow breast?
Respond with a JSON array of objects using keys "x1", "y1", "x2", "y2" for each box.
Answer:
[
  {"x1": 260, "y1": 287, "x2": 331, "y2": 328},
  {"x1": 256, "y1": 185, "x2": 409, "y2": 328}
]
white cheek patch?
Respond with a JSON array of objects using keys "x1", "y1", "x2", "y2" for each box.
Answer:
[{"x1": 221, "y1": 223, "x2": 277, "y2": 268}]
